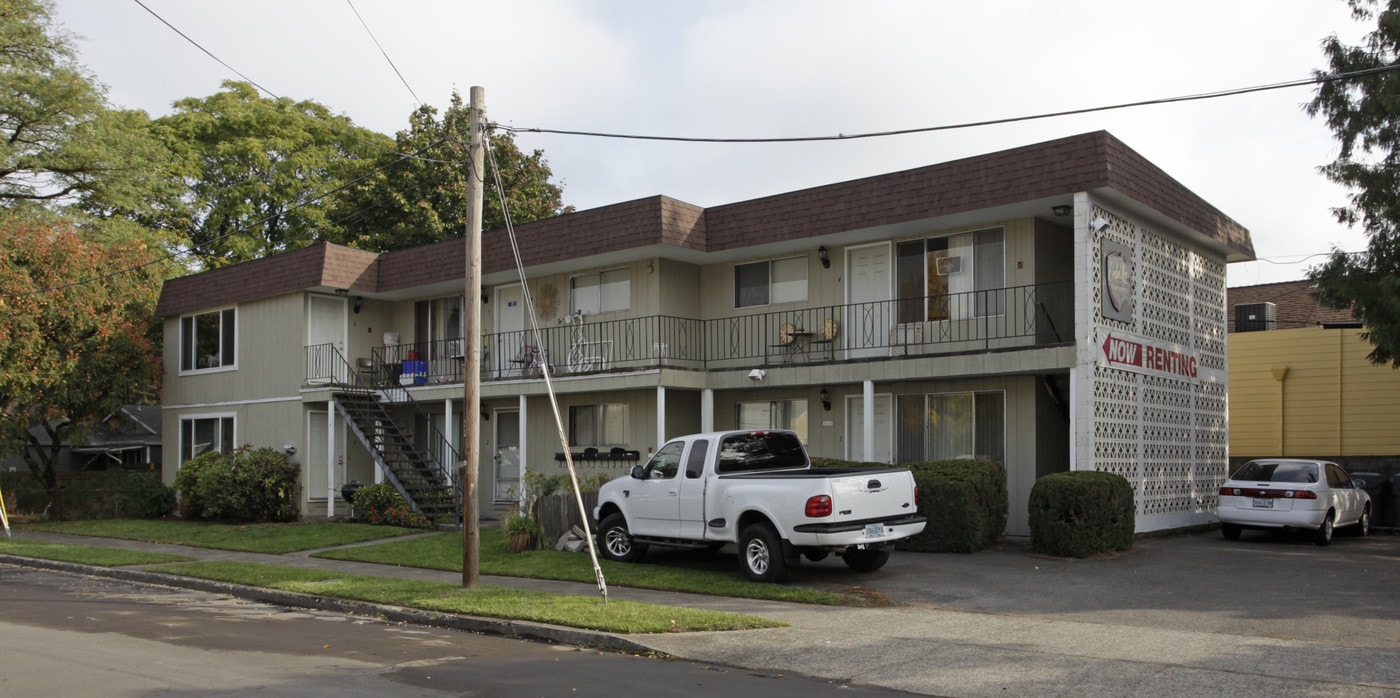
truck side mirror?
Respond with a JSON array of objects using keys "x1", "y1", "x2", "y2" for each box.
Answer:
[{"x1": 630, "y1": 465, "x2": 647, "y2": 480}]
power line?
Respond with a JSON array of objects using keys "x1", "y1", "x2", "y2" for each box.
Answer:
[
  {"x1": 497, "y1": 65, "x2": 1400, "y2": 144},
  {"x1": 345, "y1": 0, "x2": 421, "y2": 106},
  {"x1": 130, "y1": 0, "x2": 279, "y2": 99}
]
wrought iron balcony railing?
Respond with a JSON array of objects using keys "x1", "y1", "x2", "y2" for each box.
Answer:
[{"x1": 314, "y1": 281, "x2": 1072, "y2": 385}]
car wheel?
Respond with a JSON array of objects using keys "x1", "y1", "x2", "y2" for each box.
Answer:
[
  {"x1": 1314, "y1": 512, "x2": 1335, "y2": 546},
  {"x1": 1221, "y1": 523, "x2": 1242, "y2": 541},
  {"x1": 738, "y1": 522, "x2": 789, "y2": 583},
  {"x1": 842, "y1": 547, "x2": 890, "y2": 573},
  {"x1": 597, "y1": 513, "x2": 647, "y2": 563},
  {"x1": 1352, "y1": 506, "x2": 1371, "y2": 537}
]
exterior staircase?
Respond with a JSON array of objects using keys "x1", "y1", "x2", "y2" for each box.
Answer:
[{"x1": 333, "y1": 389, "x2": 459, "y2": 526}]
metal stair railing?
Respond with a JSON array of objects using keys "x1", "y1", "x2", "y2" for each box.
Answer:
[{"x1": 310, "y1": 344, "x2": 461, "y2": 525}]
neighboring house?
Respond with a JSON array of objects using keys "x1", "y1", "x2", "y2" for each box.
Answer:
[
  {"x1": 1227, "y1": 280, "x2": 1399, "y2": 482},
  {"x1": 1, "y1": 405, "x2": 163, "y2": 475},
  {"x1": 156, "y1": 131, "x2": 1254, "y2": 536}
]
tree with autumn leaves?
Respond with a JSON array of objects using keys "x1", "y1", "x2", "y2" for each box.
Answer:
[{"x1": 0, "y1": 215, "x2": 166, "y2": 496}]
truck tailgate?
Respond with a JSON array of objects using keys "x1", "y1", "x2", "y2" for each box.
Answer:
[{"x1": 827, "y1": 468, "x2": 917, "y2": 521}]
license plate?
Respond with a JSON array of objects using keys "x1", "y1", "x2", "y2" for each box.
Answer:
[
  {"x1": 863, "y1": 523, "x2": 886, "y2": 538},
  {"x1": 1252, "y1": 498, "x2": 1274, "y2": 509}
]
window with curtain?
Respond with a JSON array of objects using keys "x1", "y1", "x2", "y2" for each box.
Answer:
[
  {"x1": 734, "y1": 257, "x2": 807, "y2": 308},
  {"x1": 414, "y1": 296, "x2": 465, "y2": 355},
  {"x1": 180, "y1": 415, "x2": 234, "y2": 464},
  {"x1": 179, "y1": 308, "x2": 236, "y2": 371},
  {"x1": 894, "y1": 391, "x2": 1004, "y2": 463},
  {"x1": 571, "y1": 269, "x2": 631, "y2": 315},
  {"x1": 736, "y1": 399, "x2": 810, "y2": 443},
  {"x1": 895, "y1": 227, "x2": 1005, "y2": 322},
  {"x1": 569, "y1": 403, "x2": 629, "y2": 447}
]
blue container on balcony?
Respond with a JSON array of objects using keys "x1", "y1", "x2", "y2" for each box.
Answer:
[{"x1": 402, "y1": 360, "x2": 428, "y2": 384}]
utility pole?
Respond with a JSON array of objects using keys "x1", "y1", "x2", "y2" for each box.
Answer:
[{"x1": 461, "y1": 86, "x2": 485, "y2": 588}]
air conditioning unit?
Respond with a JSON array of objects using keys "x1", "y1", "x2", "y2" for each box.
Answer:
[{"x1": 1233, "y1": 302, "x2": 1276, "y2": 332}]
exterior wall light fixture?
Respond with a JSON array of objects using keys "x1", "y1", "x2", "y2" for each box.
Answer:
[
  {"x1": 818, "y1": 245, "x2": 830, "y2": 269},
  {"x1": 819, "y1": 387, "x2": 831, "y2": 411}
]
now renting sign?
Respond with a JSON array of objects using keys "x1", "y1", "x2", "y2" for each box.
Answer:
[{"x1": 1098, "y1": 330, "x2": 1200, "y2": 382}]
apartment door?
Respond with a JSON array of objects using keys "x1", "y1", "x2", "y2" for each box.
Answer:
[
  {"x1": 494, "y1": 285, "x2": 526, "y2": 377},
  {"x1": 306, "y1": 409, "x2": 346, "y2": 506},
  {"x1": 846, "y1": 243, "x2": 891, "y2": 359},
  {"x1": 493, "y1": 409, "x2": 521, "y2": 501},
  {"x1": 307, "y1": 295, "x2": 347, "y2": 383},
  {"x1": 846, "y1": 394, "x2": 893, "y2": 464}
]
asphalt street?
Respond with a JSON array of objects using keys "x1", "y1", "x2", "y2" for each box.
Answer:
[{"x1": 4, "y1": 527, "x2": 1398, "y2": 697}]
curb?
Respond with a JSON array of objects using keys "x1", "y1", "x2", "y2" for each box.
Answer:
[{"x1": 0, "y1": 554, "x2": 658, "y2": 654}]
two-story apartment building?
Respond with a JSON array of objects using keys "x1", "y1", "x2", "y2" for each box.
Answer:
[{"x1": 156, "y1": 130, "x2": 1254, "y2": 536}]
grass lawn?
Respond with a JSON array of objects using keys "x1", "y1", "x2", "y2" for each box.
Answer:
[
  {"x1": 318, "y1": 526, "x2": 858, "y2": 606},
  {"x1": 21, "y1": 519, "x2": 422, "y2": 554},
  {"x1": 0, "y1": 537, "x2": 195, "y2": 566},
  {"x1": 152, "y1": 561, "x2": 783, "y2": 634}
]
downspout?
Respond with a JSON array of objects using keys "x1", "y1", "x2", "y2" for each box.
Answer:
[{"x1": 1270, "y1": 366, "x2": 1289, "y2": 455}]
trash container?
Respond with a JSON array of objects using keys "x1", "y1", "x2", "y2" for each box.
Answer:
[{"x1": 1353, "y1": 472, "x2": 1387, "y2": 528}]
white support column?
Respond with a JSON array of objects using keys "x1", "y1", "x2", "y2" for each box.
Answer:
[
  {"x1": 656, "y1": 386, "x2": 667, "y2": 443},
  {"x1": 517, "y1": 394, "x2": 528, "y2": 481},
  {"x1": 701, "y1": 388, "x2": 714, "y2": 433},
  {"x1": 863, "y1": 380, "x2": 875, "y2": 462},
  {"x1": 444, "y1": 398, "x2": 455, "y2": 485},
  {"x1": 326, "y1": 407, "x2": 336, "y2": 517}
]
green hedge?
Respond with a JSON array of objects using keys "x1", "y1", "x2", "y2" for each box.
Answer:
[
  {"x1": 900, "y1": 460, "x2": 1008, "y2": 553},
  {"x1": 1028, "y1": 471, "x2": 1134, "y2": 558},
  {"x1": 0, "y1": 470, "x2": 174, "y2": 520},
  {"x1": 812, "y1": 457, "x2": 1007, "y2": 553}
]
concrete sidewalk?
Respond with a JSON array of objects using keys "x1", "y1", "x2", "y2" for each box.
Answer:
[{"x1": 5, "y1": 529, "x2": 1399, "y2": 697}]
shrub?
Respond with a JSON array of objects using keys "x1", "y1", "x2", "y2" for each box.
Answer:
[
  {"x1": 811, "y1": 456, "x2": 1007, "y2": 553},
  {"x1": 1028, "y1": 471, "x2": 1135, "y2": 558},
  {"x1": 351, "y1": 482, "x2": 432, "y2": 529},
  {"x1": 899, "y1": 460, "x2": 1009, "y2": 553},
  {"x1": 173, "y1": 446, "x2": 300, "y2": 522},
  {"x1": 0, "y1": 470, "x2": 174, "y2": 520}
]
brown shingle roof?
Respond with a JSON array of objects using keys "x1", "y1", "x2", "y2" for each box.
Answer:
[
  {"x1": 158, "y1": 131, "x2": 1252, "y2": 316},
  {"x1": 1226, "y1": 280, "x2": 1360, "y2": 332}
]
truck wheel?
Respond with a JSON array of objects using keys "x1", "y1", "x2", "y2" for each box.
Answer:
[
  {"x1": 738, "y1": 523, "x2": 789, "y2": 583},
  {"x1": 842, "y1": 547, "x2": 890, "y2": 573},
  {"x1": 598, "y1": 513, "x2": 647, "y2": 563}
]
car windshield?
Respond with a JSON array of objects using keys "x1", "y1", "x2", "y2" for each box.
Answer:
[
  {"x1": 1233, "y1": 461, "x2": 1319, "y2": 484},
  {"x1": 716, "y1": 431, "x2": 808, "y2": 473}
]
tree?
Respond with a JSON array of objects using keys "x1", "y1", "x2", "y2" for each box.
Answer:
[
  {"x1": 1306, "y1": 0, "x2": 1400, "y2": 367},
  {"x1": 152, "y1": 81, "x2": 393, "y2": 268},
  {"x1": 336, "y1": 90, "x2": 571, "y2": 252},
  {"x1": 0, "y1": 213, "x2": 165, "y2": 498},
  {"x1": 0, "y1": 0, "x2": 174, "y2": 213}
]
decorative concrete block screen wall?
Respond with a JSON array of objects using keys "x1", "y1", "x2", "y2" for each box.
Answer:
[{"x1": 1078, "y1": 202, "x2": 1229, "y2": 533}]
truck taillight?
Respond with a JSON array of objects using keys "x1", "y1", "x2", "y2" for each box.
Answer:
[
  {"x1": 805, "y1": 494, "x2": 832, "y2": 517},
  {"x1": 914, "y1": 485, "x2": 919, "y2": 507}
]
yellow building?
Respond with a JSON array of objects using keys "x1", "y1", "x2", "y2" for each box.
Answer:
[{"x1": 1228, "y1": 280, "x2": 1398, "y2": 524}]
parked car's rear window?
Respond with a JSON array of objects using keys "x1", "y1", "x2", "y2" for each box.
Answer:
[
  {"x1": 1233, "y1": 461, "x2": 1319, "y2": 484},
  {"x1": 717, "y1": 432, "x2": 808, "y2": 473}
]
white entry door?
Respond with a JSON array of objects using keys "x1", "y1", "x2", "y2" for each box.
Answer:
[
  {"x1": 493, "y1": 409, "x2": 521, "y2": 501},
  {"x1": 494, "y1": 285, "x2": 526, "y2": 377},
  {"x1": 308, "y1": 295, "x2": 348, "y2": 383},
  {"x1": 307, "y1": 409, "x2": 346, "y2": 507},
  {"x1": 846, "y1": 244, "x2": 891, "y2": 360},
  {"x1": 846, "y1": 394, "x2": 893, "y2": 464}
]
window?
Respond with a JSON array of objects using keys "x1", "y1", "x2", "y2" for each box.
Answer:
[
  {"x1": 179, "y1": 308, "x2": 236, "y2": 372},
  {"x1": 644, "y1": 441, "x2": 684, "y2": 480},
  {"x1": 571, "y1": 269, "x2": 630, "y2": 315},
  {"x1": 896, "y1": 228, "x2": 1005, "y2": 322},
  {"x1": 180, "y1": 415, "x2": 234, "y2": 464},
  {"x1": 415, "y1": 296, "x2": 464, "y2": 354},
  {"x1": 895, "y1": 391, "x2": 1004, "y2": 464},
  {"x1": 736, "y1": 399, "x2": 809, "y2": 443},
  {"x1": 734, "y1": 257, "x2": 807, "y2": 308},
  {"x1": 569, "y1": 403, "x2": 628, "y2": 447}
]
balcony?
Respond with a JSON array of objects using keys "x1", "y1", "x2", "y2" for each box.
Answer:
[{"x1": 308, "y1": 281, "x2": 1073, "y2": 385}]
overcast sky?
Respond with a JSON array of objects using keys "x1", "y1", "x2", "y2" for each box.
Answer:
[{"x1": 54, "y1": 0, "x2": 1373, "y2": 287}]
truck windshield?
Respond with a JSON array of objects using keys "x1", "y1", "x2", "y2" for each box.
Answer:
[{"x1": 716, "y1": 432, "x2": 808, "y2": 473}]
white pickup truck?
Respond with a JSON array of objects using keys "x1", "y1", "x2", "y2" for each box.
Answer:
[{"x1": 593, "y1": 429, "x2": 926, "y2": 582}]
